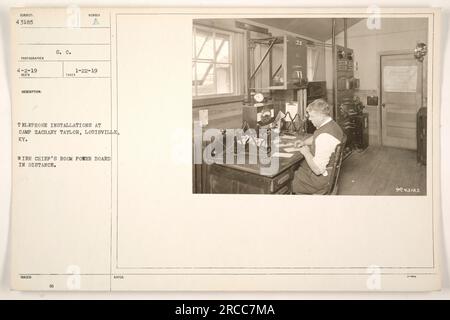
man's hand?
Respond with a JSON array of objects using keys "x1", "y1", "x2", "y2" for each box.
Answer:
[
  {"x1": 299, "y1": 145, "x2": 310, "y2": 155},
  {"x1": 294, "y1": 140, "x2": 305, "y2": 148}
]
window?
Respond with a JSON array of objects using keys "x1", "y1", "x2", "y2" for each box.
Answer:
[
  {"x1": 307, "y1": 45, "x2": 326, "y2": 81},
  {"x1": 192, "y1": 25, "x2": 240, "y2": 98}
]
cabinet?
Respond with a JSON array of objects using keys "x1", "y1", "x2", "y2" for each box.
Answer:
[
  {"x1": 346, "y1": 113, "x2": 369, "y2": 150},
  {"x1": 249, "y1": 35, "x2": 308, "y2": 92}
]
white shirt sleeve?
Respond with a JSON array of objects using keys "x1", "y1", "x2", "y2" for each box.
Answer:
[{"x1": 312, "y1": 133, "x2": 341, "y2": 176}]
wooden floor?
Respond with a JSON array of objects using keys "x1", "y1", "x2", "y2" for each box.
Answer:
[{"x1": 338, "y1": 146, "x2": 426, "y2": 195}]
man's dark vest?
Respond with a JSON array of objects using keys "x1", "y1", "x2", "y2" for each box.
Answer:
[{"x1": 310, "y1": 119, "x2": 344, "y2": 166}]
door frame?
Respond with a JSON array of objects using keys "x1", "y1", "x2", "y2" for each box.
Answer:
[{"x1": 377, "y1": 49, "x2": 419, "y2": 147}]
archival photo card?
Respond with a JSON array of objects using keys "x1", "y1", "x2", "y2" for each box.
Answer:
[{"x1": 9, "y1": 7, "x2": 442, "y2": 291}]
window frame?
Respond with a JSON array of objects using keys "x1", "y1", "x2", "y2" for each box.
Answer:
[{"x1": 192, "y1": 24, "x2": 244, "y2": 105}]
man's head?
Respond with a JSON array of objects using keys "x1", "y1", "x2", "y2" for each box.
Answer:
[{"x1": 306, "y1": 99, "x2": 331, "y2": 128}]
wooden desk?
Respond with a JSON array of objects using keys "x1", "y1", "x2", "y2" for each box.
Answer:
[{"x1": 206, "y1": 134, "x2": 306, "y2": 194}]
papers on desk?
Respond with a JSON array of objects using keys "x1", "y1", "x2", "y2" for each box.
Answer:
[
  {"x1": 284, "y1": 147, "x2": 302, "y2": 153},
  {"x1": 280, "y1": 135, "x2": 297, "y2": 140},
  {"x1": 276, "y1": 142, "x2": 294, "y2": 147},
  {"x1": 272, "y1": 152, "x2": 294, "y2": 158}
]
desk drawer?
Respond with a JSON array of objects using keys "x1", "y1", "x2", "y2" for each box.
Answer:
[
  {"x1": 273, "y1": 183, "x2": 292, "y2": 194},
  {"x1": 270, "y1": 169, "x2": 293, "y2": 192}
]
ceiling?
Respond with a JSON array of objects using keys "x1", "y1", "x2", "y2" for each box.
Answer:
[{"x1": 248, "y1": 18, "x2": 363, "y2": 42}]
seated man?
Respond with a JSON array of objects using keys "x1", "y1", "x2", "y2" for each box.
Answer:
[{"x1": 292, "y1": 99, "x2": 344, "y2": 194}]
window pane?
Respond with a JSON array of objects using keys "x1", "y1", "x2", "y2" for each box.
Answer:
[
  {"x1": 196, "y1": 62, "x2": 215, "y2": 95},
  {"x1": 271, "y1": 44, "x2": 284, "y2": 86},
  {"x1": 195, "y1": 29, "x2": 214, "y2": 60},
  {"x1": 192, "y1": 26, "x2": 237, "y2": 98},
  {"x1": 215, "y1": 33, "x2": 230, "y2": 63},
  {"x1": 216, "y1": 63, "x2": 231, "y2": 94}
]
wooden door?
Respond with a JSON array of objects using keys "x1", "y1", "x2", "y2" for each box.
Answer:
[{"x1": 380, "y1": 53, "x2": 423, "y2": 150}]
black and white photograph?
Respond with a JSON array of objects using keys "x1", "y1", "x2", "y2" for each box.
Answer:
[{"x1": 192, "y1": 16, "x2": 429, "y2": 195}]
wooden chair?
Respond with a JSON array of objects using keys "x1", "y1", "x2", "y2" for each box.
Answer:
[
  {"x1": 322, "y1": 134, "x2": 347, "y2": 195},
  {"x1": 293, "y1": 134, "x2": 347, "y2": 195}
]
